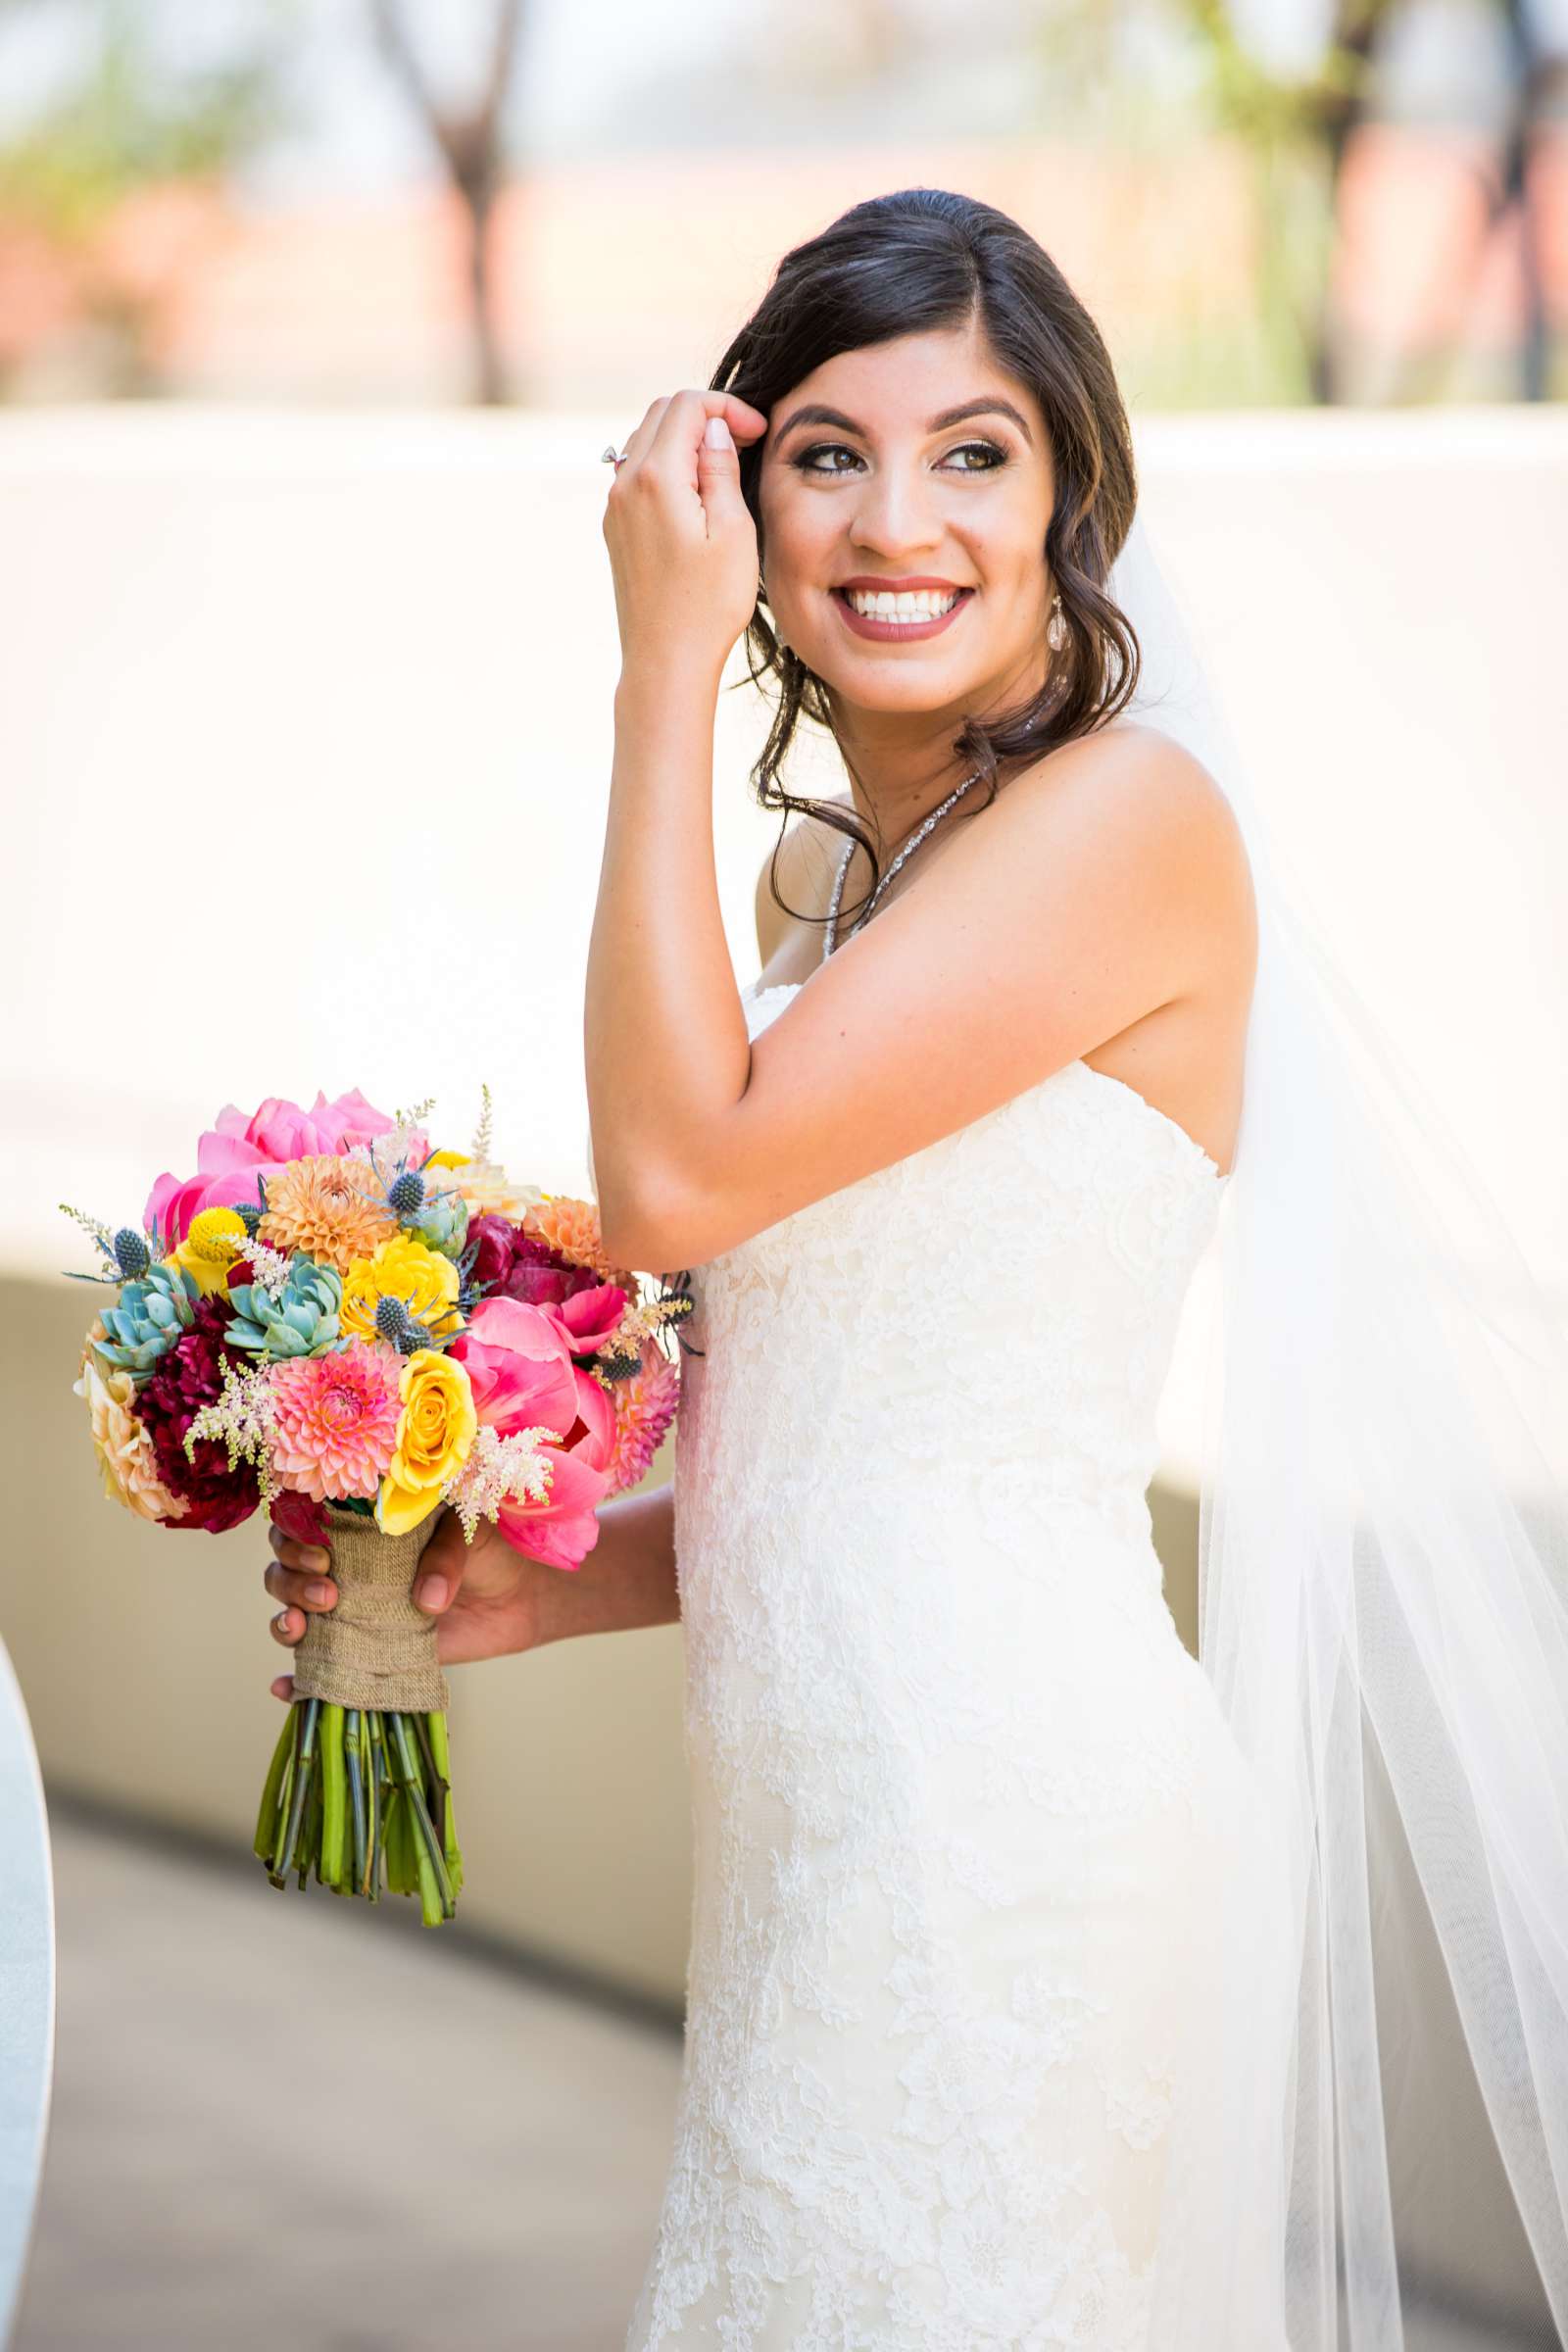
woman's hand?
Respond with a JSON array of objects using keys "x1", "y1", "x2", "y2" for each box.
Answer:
[
  {"x1": 264, "y1": 1507, "x2": 552, "y2": 1700},
  {"x1": 602, "y1": 387, "x2": 769, "y2": 688}
]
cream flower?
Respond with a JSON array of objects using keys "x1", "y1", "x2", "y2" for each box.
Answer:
[{"x1": 74, "y1": 1322, "x2": 189, "y2": 1522}]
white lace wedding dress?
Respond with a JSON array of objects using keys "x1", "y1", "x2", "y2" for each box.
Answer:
[{"x1": 624, "y1": 975, "x2": 1290, "y2": 2352}]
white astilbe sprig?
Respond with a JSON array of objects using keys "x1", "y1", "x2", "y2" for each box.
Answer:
[
  {"x1": 59, "y1": 1200, "x2": 117, "y2": 1250},
  {"x1": 606, "y1": 1291, "x2": 690, "y2": 1362},
  {"x1": 469, "y1": 1084, "x2": 495, "y2": 1165},
  {"x1": 349, "y1": 1106, "x2": 431, "y2": 1171},
  {"x1": 183, "y1": 1357, "x2": 281, "y2": 1509},
  {"x1": 444, "y1": 1423, "x2": 558, "y2": 1544},
  {"x1": 238, "y1": 1239, "x2": 293, "y2": 1299}
]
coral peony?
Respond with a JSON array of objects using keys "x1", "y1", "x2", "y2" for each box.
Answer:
[
  {"x1": 602, "y1": 1348, "x2": 681, "y2": 1496},
  {"x1": 144, "y1": 1089, "x2": 421, "y2": 1249},
  {"x1": 450, "y1": 1297, "x2": 615, "y2": 1569},
  {"x1": 131, "y1": 1295, "x2": 259, "y2": 1533},
  {"x1": 270, "y1": 1340, "x2": 402, "y2": 1503},
  {"x1": 257, "y1": 1154, "x2": 398, "y2": 1276},
  {"x1": 74, "y1": 1321, "x2": 190, "y2": 1522}
]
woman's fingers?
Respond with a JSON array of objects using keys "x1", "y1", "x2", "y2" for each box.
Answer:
[
  {"x1": 613, "y1": 389, "x2": 766, "y2": 483},
  {"x1": 263, "y1": 1558, "x2": 337, "y2": 1613},
  {"x1": 644, "y1": 388, "x2": 766, "y2": 481},
  {"x1": 270, "y1": 1672, "x2": 295, "y2": 1703},
  {"x1": 649, "y1": 386, "x2": 766, "y2": 444},
  {"x1": 413, "y1": 1507, "x2": 470, "y2": 1615}
]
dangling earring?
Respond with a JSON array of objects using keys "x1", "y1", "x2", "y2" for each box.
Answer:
[{"x1": 1046, "y1": 590, "x2": 1067, "y2": 653}]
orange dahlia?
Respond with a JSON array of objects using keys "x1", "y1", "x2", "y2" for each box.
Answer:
[
  {"x1": 257, "y1": 1153, "x2": 398, "y2": 1275},
  {"x1": 524, "y1": 1193, "x2": 621, "y2": 1283}
]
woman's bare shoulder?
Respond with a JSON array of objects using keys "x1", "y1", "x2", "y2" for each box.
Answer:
[{"x1": 753, "y1": 795, "x2": 857, "y2": 964}]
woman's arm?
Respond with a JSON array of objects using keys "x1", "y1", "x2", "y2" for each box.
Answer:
[{"x1": 587, "y1": 389, "x2": 769, "y2": 1260}]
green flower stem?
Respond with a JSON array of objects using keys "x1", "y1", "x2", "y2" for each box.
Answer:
[
  {"x1": 368, "y1": 1713, "x2": 386, "y2": 1901},
  {"x1": 344, "y1": 1708, "x2": 368, "y2": 1897},
  {"x1": 254, "y1": 1708, "x2": 293, "y2": 1867},
  {"x1": 318, "y1": 1702, "x2": 347, "y2": 1890},
  {"x1": 427, "y1": 1711, "x2": 464, "y2": 1897},
  {"x1": 253, "y1": 1696, "x2": 464, "y2": 1921},
  {"x1": 387, "y1": 1710, "x2": 455, "y2": 1921},
  {"x1": 279, "y1": 1696, "x2": 321, "y2": 1886}
]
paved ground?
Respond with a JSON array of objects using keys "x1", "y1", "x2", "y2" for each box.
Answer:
[
  {"x1": 13, "y1": 1806, "x2": 682, "y2": 2351},
  {"x1": 12, "y1": 1809, "x2": 1553, "y2": 2351}
]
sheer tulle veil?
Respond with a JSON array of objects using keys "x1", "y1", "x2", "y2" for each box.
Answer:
[{"x1": 1107, "y1": 509, "x2": 1568, "y2": 2347}]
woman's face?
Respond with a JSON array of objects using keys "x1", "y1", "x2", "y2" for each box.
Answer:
[{"x1": 756, "y1": 315, "x2": 1056, "y2": 724}]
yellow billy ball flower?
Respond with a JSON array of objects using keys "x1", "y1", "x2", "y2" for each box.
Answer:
[
  {"x1": 170, "y1": 1205, "x2": 251, "y2": 1298},
  {"x1": 375, "y1": 1348, "x2": 477, "y2": 1537},
  {"x1": 340, "y1": 1232, "x2": 462, "y2": 1346}
]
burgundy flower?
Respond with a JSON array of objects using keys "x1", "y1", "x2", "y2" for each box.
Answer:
[
  {"x1": 133, "y1": 1295, "x2": 259, "y2": 1534},
  {"x1": 270, "y1": 1488, "x2": 329, "y2": 1548},
  {"x1": 467, "y1": 1215, "x2": 602, "y2": 1313}
]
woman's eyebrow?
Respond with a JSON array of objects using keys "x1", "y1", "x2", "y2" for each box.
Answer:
[{"x1": 771, "y1": 397, "x2": 1034, "y2": 450}]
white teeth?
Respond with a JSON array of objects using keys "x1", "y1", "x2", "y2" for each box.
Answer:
[{"x1": 845, "y1": 587, "x2": 961, "y2": 619}]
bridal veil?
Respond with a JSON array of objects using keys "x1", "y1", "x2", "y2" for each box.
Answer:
[{"x1": 1108, "y1": 508, "x2": 1568, "y2": 2348}]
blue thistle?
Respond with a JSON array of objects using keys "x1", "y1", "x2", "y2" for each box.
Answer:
[
  {"x1": 342, "y1": 1132, "x2": 470, "y2": 1258},
  {"x1": 374, "y1": 1292, "x2": 448, "y2": 1355},
  {"x1": 113, "y1": 1227, "x2": 151, "y2": 1280},
  {"x1": 59, "y1": 1202, "x2": 166, "y2": 1291}
]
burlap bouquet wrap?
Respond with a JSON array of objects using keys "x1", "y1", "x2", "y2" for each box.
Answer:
[{"x1": 288, "y1": 1501, "x2": 450, "y2": 1714}]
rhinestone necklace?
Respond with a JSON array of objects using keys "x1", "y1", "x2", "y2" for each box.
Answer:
[{"x1": 822, "y1": 767, "x2": 982, "y2": 963}]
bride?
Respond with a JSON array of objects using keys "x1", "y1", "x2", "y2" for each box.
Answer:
[{"x1": 264, "y1": 190, "x2": 1568, "y2": 2349}]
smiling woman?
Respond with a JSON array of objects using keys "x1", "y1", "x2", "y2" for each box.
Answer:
[
  {"x1": 587, "y1": 218, "x2": 1247, "y2": 1271},
  {"x1": 588, "y1": 186, "x2": 1568, "y2": 2352}
]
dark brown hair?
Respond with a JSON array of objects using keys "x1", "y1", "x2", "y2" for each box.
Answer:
[{"x1": 709, "y1": 186, "x2": 1142, "y2": 933}]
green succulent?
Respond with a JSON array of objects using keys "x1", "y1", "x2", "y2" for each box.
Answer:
[
  {"x1": 227, "y1": 1256, "x2": 345, "y2": 1361},
  {"x1": 94, "y1": 1262, "x2": 202, "y2": 1378},
  {"x1": 409, "y1": 1188, "x2": 469, "y2": 1260}
]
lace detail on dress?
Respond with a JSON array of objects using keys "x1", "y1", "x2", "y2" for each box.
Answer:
[{"x1": 626, "y1": 980, "x2": 1255, "y2": 2352}]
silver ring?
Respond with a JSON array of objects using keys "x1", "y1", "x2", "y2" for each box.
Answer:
[{"x1": 601, "y1": 444, "x2": 629, "y2": 470}]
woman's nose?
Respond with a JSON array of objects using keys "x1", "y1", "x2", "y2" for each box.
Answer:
[{"x1": 847, "y1": 468, "x2": 943, "y2": 560}]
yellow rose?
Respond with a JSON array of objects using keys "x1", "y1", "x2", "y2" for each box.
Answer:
[
  {"x1": 421, "y1": 1150, "x2": 470, "y2": 1171},
  {"x1": 169, "y1": 1205, "x2": 250, "y2": 1298},
  {"x1": 376, "y1": 1348, "x2": 476, "y2": 1537},
  {"x1": 340, "y1": 1232, "x2": 462, "y2": 1346}
]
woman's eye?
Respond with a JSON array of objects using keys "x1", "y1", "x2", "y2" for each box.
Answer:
[{"x1": 790, "y1": 440, "x2": 1008, "y2": 476}]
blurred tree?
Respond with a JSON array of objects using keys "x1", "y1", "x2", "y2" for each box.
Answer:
[
  {"x1": 0, "y1": 0, "x2": 294, "y2": 397},
  {"x1": 1180, "y1": 0, "x2": 1565, "y2": 400},
  {"x1": 368, "y1": 0, "x2": 523, "y2": 406}
]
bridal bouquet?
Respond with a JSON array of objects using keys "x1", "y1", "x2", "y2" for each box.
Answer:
[{"x1": 62, "y1": 1086, "x2": 690, "y2": 1926}]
